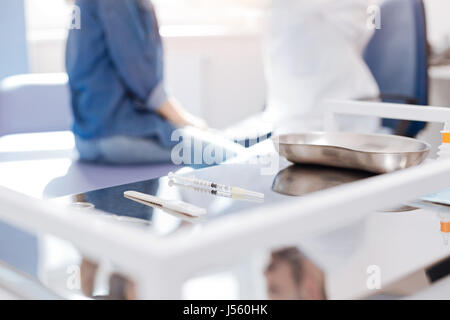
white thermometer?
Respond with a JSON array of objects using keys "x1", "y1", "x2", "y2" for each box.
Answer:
[{"x1": 124, "y1": 191, "x2": 207, "y2": 217}]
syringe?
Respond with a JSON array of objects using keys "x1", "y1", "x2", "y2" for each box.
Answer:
[
  {"x1": 168, "y1": 172, "x2": 264, "y2": 199},
  {"x1": 168, "y1": 179, "x2": 264, "y2": 202}
]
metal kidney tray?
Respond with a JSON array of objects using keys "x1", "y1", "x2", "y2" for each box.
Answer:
[{"x1": 272, "y1": 132, "x2": 431, "y2": 174}]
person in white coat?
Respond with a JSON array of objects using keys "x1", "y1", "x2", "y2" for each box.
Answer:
[{"x1": 262, "y1": 0, "x2": 381, "y2": 134}]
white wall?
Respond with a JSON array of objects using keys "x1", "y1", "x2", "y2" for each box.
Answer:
[
  {"x1": 164, "y1": 30, "x2": 266, "y2": 128},
  {"x1": 424, "y1": 0, "x2": 450, "y2": 48},
  {"x1": 0, "y1": 0, "x2": 29, "y2": 80}
]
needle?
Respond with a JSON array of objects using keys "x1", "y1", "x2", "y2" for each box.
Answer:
[{"x1": 168, "y1": 172, "x2": 264, "y2": 199}]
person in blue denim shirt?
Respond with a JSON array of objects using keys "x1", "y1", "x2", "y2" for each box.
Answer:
[{"x1": 66, "y1": 0, "x2": 237, "y2": 165}]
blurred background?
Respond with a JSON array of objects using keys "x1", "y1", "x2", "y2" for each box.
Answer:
[
  {"x1": 18, "y1": 0, "x2": 267, "y2": 128},
  {"x1": 7, "y1": 0, "x2": 447, "y2": 129},
  {"x1": 0, "y1": 0, "x2": 446, "y2": 134}
]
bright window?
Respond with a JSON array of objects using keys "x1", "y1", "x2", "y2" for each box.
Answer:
[
  {"x1": 25, "y1": 0, "x2": 262, "y2": 39},
  {"x1": 24, "y1": 0, "x2": 263, "y2": 73},
  {"x1": 25, "y1": 0, "x2": 73, "y2": 41}
]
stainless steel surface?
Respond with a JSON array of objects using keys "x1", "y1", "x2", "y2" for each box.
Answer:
[
  {"x1": 381, "y1": 205, "x2": 419, "y2": 213},
  {"x1": 272, "y1": 165, "x2": 374, "y2": 196},
  {"x1": 272, "y1": 164, "x2": 418, "y2": 212},
  {"x1": 273, "y1": 132, "x2": 431, "y2": 174}
]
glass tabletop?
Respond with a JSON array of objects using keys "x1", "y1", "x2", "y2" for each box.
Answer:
[{"x1": 52, "y1": 158, "x2": 376, "y2": 238}]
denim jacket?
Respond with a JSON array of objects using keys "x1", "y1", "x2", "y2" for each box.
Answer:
[{"x1": 66, "y1": 0, "x2": 176, "y2": 147}]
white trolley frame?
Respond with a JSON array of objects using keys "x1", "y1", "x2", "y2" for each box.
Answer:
[{"x1": 1, "y1": 100, "x2": 450, "y2": 299}]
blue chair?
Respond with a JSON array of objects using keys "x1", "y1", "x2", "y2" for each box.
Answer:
[{"x1": 364, "y1": 0, "x2": 429, "y2": 137}]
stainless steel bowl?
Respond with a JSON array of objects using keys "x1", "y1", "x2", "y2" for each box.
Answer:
[{"x1": 272, "y1": 132, "x2": 430, "y2": 174}]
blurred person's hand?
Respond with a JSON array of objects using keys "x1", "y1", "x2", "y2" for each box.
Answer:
[{"x1": 157, "y1": 99, "x2": 208, "y2": 130}]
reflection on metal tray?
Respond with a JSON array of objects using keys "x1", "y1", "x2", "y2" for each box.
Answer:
[
  {"x1": 272, "y1": 132, "x2": 430, "y2": 174},
  {"x1": 272, "y1": 165, "x2": 418, "y2": 212},
  {"x1": 272, "y1": 164, "x2": 374, "y2": 196}
]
